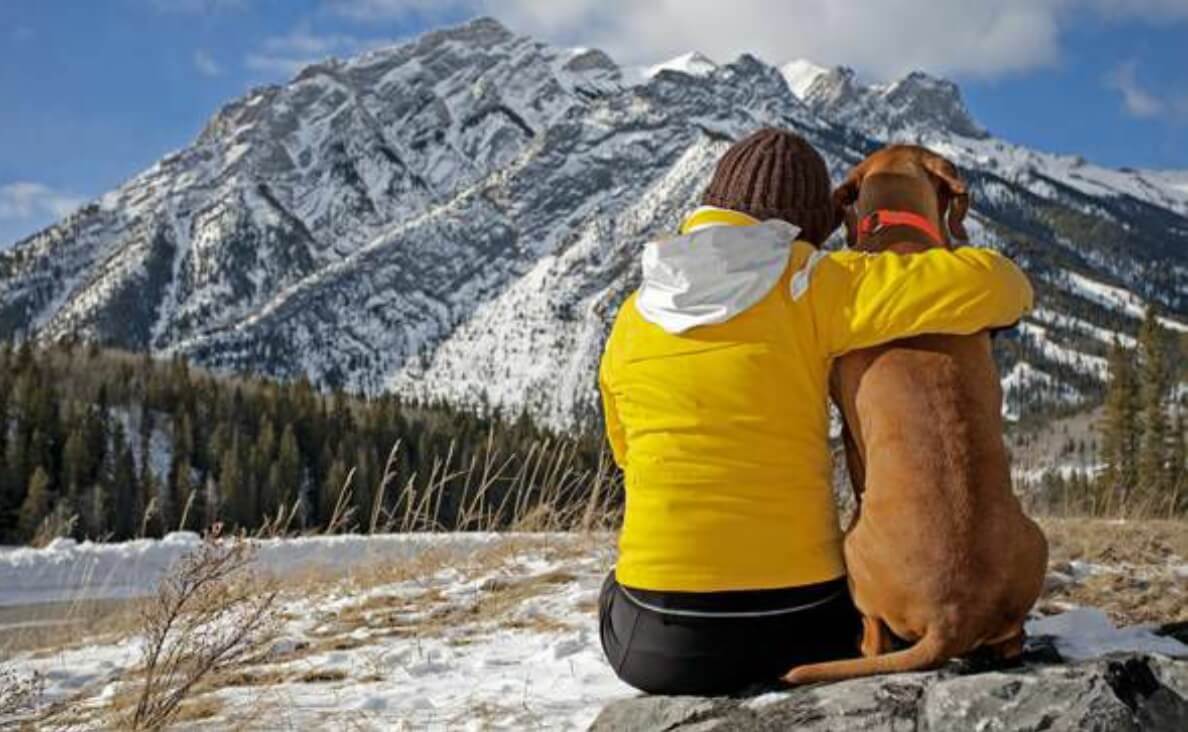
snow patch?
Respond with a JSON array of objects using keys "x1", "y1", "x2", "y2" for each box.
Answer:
[
  {"x1": 0, "y1": 532, "x2": 507, "y2": 607},
  {"x1": 1027, "y1": 607, "x2": 1188, "y2": 661},
  {"x1": 2, "y1": 533, "x2": 635, "y2": 729}
]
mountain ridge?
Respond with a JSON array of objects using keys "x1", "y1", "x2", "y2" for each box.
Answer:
[{"x1": 1, "y1": 16, "x2": 1185, "y2": 431}]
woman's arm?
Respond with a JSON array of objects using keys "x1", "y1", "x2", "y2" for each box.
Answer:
[{"x1": 804, "y1": 247, "x2": 1033, "y2": 357}]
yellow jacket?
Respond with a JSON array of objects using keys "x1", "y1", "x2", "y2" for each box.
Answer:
[{"x1": 599, "y1": 206, "x2": 1033, "y2": 592}]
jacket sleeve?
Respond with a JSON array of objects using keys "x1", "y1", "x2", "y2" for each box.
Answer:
[
  {"x1": 805, "y1": 247, "x2": 1034, "y2": 357},
  {"x1": 599, "y1": 330, "x2": 628, "y2": 469}
]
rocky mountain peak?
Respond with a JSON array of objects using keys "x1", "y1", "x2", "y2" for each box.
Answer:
[
  {"x1": 798, "y1": 64, "x2": 986, "y2": 141},
  {"x1": 417, "y1": 15, "x2": 515, "y2": 49},
  {"x1": 779, "y1": 58, "x2": 829, "y2": 98},
  {"x1": 645, "y1": 51, "x2": 718, "y2": 79},
  {"x1": 881, "y1": 70, "x2": 987, "y2": 139}
]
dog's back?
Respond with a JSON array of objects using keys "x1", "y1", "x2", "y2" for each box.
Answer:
[{"x1": 835, "y1": 332, "x2": 1046, "y2": 646}]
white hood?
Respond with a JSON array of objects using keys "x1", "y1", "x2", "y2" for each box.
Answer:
[{"x1": 635, "y1": 219, "x2": 800, "y2": 334}]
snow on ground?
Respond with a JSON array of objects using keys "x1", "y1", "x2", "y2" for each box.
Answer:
[
  {"x1": 1059, "y1": 271, "x2": 1188, "y2": 333},
  {"x1": 2, "y1": 534, "x2": 634, "y2": 729},
  {"x1": 0, "y1": 532, "x2": 506, "y2": 608},
  {"x1": 1000, "y1": 361, "x2": 1083, "y2": 422},
  {"x1": 1013, "y1": 460, "x2": 1100, "y2": 484},
  {"x1": 1030, "y1": 307, "x2": 1137, "y2": 349},
  {"x1": 2, "y1": 533, "x2": 1186, "y2": 730},
  {"x1": 1017, "y1": 321, "x2": 1108, "y2": 379},
  {"x1": 1027, "y1": 608, "x2": 1187, "y2": 661}
]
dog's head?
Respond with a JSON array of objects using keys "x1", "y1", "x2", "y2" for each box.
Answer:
[{"x1": 832, "y1": 145, "x2": 970, "y2": 249}]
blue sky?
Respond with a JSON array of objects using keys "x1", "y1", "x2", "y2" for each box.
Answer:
[{"x1": 1, "y1": 0, "x2": 1186, "y2": 247}]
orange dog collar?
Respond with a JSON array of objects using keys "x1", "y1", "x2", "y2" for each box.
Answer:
[{"x1": 858, "y1": 210, "x2": 943, "y2": 245}]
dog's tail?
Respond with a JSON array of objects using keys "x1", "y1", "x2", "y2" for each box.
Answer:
[{"x1": 783, "y1": 630, "x2": 950, "y2": 685}]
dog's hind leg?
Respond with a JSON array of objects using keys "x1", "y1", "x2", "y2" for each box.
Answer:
[
  {"x1": 987, "y1": 626, "x2": 1025, "y2": 661},
  {"x1": 860, "y1": 615, "x2": 893, "y2": 657}
]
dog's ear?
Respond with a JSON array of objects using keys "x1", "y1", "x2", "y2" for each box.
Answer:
[
  {"x1": 832, "y1": 169, "x2": 862, "y2": 248},
  {"x1": 922, "y1": 155, "x2": 970, "y2": 244}
]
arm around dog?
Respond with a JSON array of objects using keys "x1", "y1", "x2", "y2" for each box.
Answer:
[{"x1": 808, "y1": 247, "x2": 1033, "y2": 357}]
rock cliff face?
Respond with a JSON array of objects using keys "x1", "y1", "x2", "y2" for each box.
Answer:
[
  {"x1": 2, "y1": 16, "x2": 1186, "y2": 429},
  {"x1": 591, "y1": 650, "x2": 1188, "y2": 731}
]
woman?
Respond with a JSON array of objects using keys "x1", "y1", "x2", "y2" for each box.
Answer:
[{"x1": 597, "y1": 128, "x2": 1032, "y2": 695}]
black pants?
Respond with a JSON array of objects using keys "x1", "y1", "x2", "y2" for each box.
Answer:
[{"x1": 598, "y1": 571, "x2": 861, "y2": 696}]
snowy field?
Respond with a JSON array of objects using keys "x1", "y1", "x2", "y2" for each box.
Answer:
[
  {"x1": 1, "y1": 530, "x2": 1186, "y2": 730},
  {"x1": 1, "y1": 533, "x2": 634, "y2": 729},
  {"x1": 0, "y1": 532, "x2": 510, "y2": 608}
]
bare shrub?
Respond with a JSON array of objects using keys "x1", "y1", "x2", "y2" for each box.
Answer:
[{"x1": 125, "y1": 527, "x2": 281, "y2": 730}]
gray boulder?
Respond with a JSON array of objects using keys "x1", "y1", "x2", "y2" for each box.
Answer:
[{"x1": 590, "y1": 653, "x2": 1188, "y2": 731}]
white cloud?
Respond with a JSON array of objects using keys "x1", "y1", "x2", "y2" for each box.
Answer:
[
  {"x1": 325, "y1": 0, "x2": 1188, "y2": 80},
  {"x1": 1105, "y1": 61, "x2": 1188, "y2": 123},
  {"x1": 193, "y1": 49, "x2": 222, "y2": 76},
  {"x1": 245, "y1": 24, "x2": 389, "y2": 77},
  {"x1": 1105, "y1": 61, "x2": 1163, "y2": 118},
  {"x1": 0, "y1": 182, "x2": 84, "y2": 234}
]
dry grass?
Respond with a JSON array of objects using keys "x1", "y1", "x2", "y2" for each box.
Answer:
[
  {"x1": 171, "y1": 693, "x2": 224, "y2": 724},
  {"x1": 1, "y1": 596, "x2": 151, "y2": 656},
  {"x1": 313, "y1": 568, "x2": 577, "y2": 644},
  {"x1": 247, "y1": 433, "x2": 624, "y2": 540},
  {"x1": 1039, "y1": 518, "x2": 1187, "y2": 564},
  {"x1": 1036, "y1": 518, "x2": 1187, "y2": 625},
  {"x1": 206, "y1": 667, "x2": 294, "y2": 689}
]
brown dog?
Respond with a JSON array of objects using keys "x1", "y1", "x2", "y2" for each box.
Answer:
[{"x1": 783, "y1": 145, "x2": 1048, "y2": 684}]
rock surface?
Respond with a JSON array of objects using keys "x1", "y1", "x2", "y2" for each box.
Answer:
[{"x1": 590, "y1": 652, "x2": 1188, "y2": 731}]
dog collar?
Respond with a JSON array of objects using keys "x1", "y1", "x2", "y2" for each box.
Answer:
[{"x1": 857, "y1": 209, "x2": 944, "y2": 245}]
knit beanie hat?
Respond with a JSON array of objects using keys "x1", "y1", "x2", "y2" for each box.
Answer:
[{"x1": 702, "y1": 128, "x2": 835, "y2": 245}]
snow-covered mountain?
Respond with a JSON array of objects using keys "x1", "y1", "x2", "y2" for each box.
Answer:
[{"x1": 1, "y1": 17, "x2": 1185, "y2": 430}]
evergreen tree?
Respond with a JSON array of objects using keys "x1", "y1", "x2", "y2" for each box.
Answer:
[
  {"x1": 111, "y1": 427, "x2": 139, "y2": 539},
  {"x1": 219, "y1": 435, "x2": 248, "y2": 529},
  {"x1": 88, "y1": 481, "x2": 109, "y2": 539},
  {"x1": 168, "y1": 411, "x2": 195, "y2": 530},
  {"x1": 141, "y1": 468, "x2": 163, "y2": 538},
  {"x1": 0, "y1": 342, "x2": 605, "y2": 542},
  {"x1": 322, "y1": 455, "x2": 350, "y2": 530},
  {"x1": 274, "y1": 425, "x2": 302, "y2": 516},
  {"x1": 1168, "y1": 410, "x2": 1186, "y2": 517},
  {"x1": 1136, "y1": 306, "x2": 1169, "y2": 501},
  {"x1": 1098, "y1": 340, "x2": 1140, "y2": 510},
  {"x1": 0, "y1": 385, "x2": 12, "y2": 538},
  {"x1": 61, "y1": 428, "x2": 89, "y2": 506}
]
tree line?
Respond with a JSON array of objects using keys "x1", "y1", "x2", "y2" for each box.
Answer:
[
  {"x1": 0, "y1": 341, "x2": 609, "y2": 545},
  {"x1": 1033, "y1": 306, "x2": 1187, "y2": 517}
]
